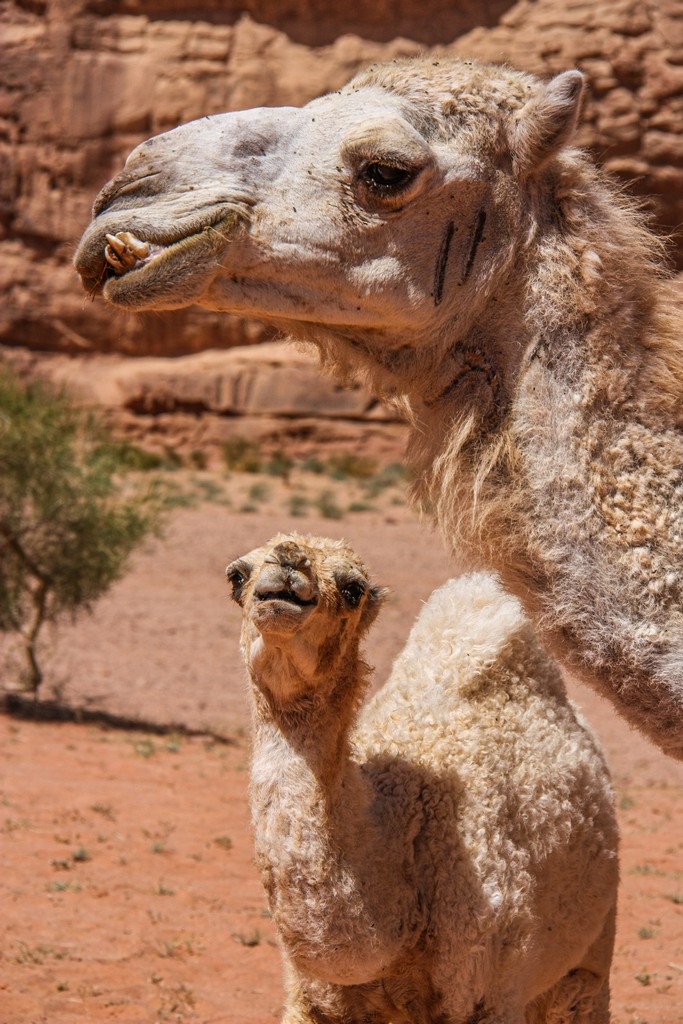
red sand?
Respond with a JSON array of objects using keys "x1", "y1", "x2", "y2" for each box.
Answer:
[{"x1": 2, "y1": 501, "x2": 682, "y2": 1023}]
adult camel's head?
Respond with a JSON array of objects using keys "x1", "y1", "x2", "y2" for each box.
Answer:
[{"x1": 74, "y1": 58, "x2": 583, "y2": 398}]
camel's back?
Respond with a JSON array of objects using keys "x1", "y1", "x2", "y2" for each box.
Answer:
[
  {"x1": 358, "y1": 573, "x2": 588, "y2": 767},
  {"x1": 355, "y1": 574, "x2": 617, "y2": 1012},
  {"x1": 356, "y1": 573, "x2": 614, "y2": 847},
  {"x1": 358, "y1": 573, "x2": 614, "y2": 892}
]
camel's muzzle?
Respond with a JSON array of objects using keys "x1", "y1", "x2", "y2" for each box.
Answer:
[
  {"x1": 73, "y1": 208, "x2": 246, "y2": 306},
  {"x1": 254, "y1": 564, "x2": 318, "y2": 609}
]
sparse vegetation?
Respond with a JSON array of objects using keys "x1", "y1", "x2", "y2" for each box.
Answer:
[
  {"x1": 232, "y1": 929, "x2": 261, "y2": 947},
  {"x1": 91, "y1": 803, "x2": 116, "y2": 821},
  {"x1": 162, "y1": 437, "x2": 411, "y2": 520},
  {"x1": 315, "y1": 489, "x2": 344, "y2": 520},
  {"x1": 91, "y1": 439, "x2": 167, "y2": 472},
  {"x1": 266, "y1": 449, "x2": 294, "y2": 479},
  {"x1": 221, "y1": 436, "x2": 262, "y2": 473},
  {"x1": 288, "y1": 492, "x2": 309, "y2": 517},
  {"x1": 301, "y1": 455, "x2": 325, "y2": 474},
  {"x1": 248, "y1": 481, "x2": 271, "y2": 504},
  {"x1": 326, "y1": 451, "x2": 377, "y2": 479},
  {"x1": 134, "y1": 738, "x2": 156, "y2": 759},
  {"x1": 213, "y1": 835, "x2": 233, "y2": 851},
  {"x1": 362, "y1": 461, "x2": 407, "y2": 497},
  {"x1": 0, "y1": 367, "x2": 163, "y2": 694},
  {"x1": 189, "y1": 449, "x2": 208, "y2": 470}
]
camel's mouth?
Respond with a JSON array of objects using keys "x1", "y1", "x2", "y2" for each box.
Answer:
[
  {"x1": 255, "y1": 589, "x2": 318, "y2": 609},
  {"x1": 74, "y1": 209, "x2": 245, "y2": 306},
  {"x1": 102, "y1": 231, "x2": 167, "y2": 279},
  {"x1": 249, "y1": 581, "x2": 319, "y2": 634}
]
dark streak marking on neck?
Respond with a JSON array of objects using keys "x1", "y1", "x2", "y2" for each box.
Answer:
[
  {"x1": 461, "y1": 208, "x2": 486, "y2": 284},
  {"x1": 434, "y1": 220, "x2": 455, "y2": 306}
]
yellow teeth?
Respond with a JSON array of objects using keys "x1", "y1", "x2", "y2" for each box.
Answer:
[{"x1": 104, "y1": 232, "x2": 152, "y2": 275}]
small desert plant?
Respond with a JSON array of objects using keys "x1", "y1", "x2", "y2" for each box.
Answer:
[
  {"x1": 213, "y1": 835, "x2": 233, "y2": 851},
  {"x1": 248, "y1": 481, "x2": 271, "y2": 504},
  {"x1": 315, "y1": 490, "x2": 344, "y2": 520},
  {"x1": 362, "y1": 461, "x2": 407, "y2": 498},
  {"x1": 221, "y1": 436, "x2": 262, "y2": 473},
  {"x1": 240, "y1": 480, "x2": 271, "y2": 513},
  {"x1": 265, "y1": 449, "x2": 294, "y2": 480},
  {"x1": 301, "y1": 455, "x2": 325, "y2": 474},
  {"x1": 288, "y1": 492, "x2": 309, "y2": 517},
  {"x1": 90, "y1": 439, "x2": 166, "y2": 472},
  {"x1": 0, "y1": 367, "x2": 162, "y2": 693},
  {"x1": 326, "y1": 452, "x2": 378, "y2": 480}
]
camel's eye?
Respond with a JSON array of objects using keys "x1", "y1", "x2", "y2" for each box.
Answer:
[
  {"x1": 361, "y1": 162, "x2": 413, "y2": 191},
  {"x1": 340, "y1": 579, "x2": 366, "y2": 608},
  {"x1": 226, "y1": 562, "x2": 251, "y2": 603}
]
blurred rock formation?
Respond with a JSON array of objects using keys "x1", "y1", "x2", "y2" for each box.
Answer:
[{"x1": 2, "y1": 0, "x2": 682, "y2": 362}]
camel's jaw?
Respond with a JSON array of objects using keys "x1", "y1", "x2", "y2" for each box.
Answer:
[{"x1": 73, "y1": 208, "x2": 246, "y2": 310}]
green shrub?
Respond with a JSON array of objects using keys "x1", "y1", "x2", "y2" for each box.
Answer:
[
  {"x1": 288, "y1": 493, "x2": 309, "y2": 517},
  {"x1": 248, "y1": 481, "x2": 271, "y2": 504},
  {"x1": 0, "y1": 368, "x2": 162, "y2": 692},
  {"x1": 301, "y1": 455, "x2": 325, "y2": 474},
  {"x1": 189, "y1": 449, "x2": 208, "y2": 470},
  {"x1": 221, "y1": 437, "x2": 262, "y2": 473},
  {"x1": 315, "y1": 490, "x2": 344, "y2": 520},
  {"x1": 348, "y1": 501, "x2": 375, "y2": 513},
  {"x1": 326, "y1": 452, "x2": 378, "y2": 480},
  {"x1": 265, "y1": 449, "x2": 294, "y2": 479},
  {"x1": 363, "y1": 462, "x2": 408, "y2": 498},
  {"x1": 90, "y1": 440, "x2": 165, "y2": 472}
]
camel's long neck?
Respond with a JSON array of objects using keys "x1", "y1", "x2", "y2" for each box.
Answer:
[
  {"x1": 409, "y1": 161, "x2": 683, "y2": 757},
  {"x1": 247, "y1": 650, "x2": 418, "y2": 984},
  {"x1": 250, "y1": 658, "x2": 360, "y2": 795}
]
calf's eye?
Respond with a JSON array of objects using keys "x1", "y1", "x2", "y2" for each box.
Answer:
[
  {"x1": 226, "y1": 562, "x2": 250, "y2": 603},
  {"x1": 341, "y1": 580, "x2": 366, "y2": 608}
]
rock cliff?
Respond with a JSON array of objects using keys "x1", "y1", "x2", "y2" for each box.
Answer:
[{"x1": 2, "y1": 0, "x2": 682, "y2": 358}]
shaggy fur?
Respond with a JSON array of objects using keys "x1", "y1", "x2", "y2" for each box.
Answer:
[
  {"x1": 75, "y1": 57, "x2": 683, "y2": 757},
  {"x1": 228, "y1": 533, "x2": 618, "y2": 1024}
]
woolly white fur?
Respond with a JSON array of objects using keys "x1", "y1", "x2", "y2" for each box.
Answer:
[{"x1": 238, "y1": 541, "x2": 618, "y2": 1024}]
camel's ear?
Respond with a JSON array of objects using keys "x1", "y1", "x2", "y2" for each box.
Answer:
[
  {"x1": 511, "y1": 70, "x2": 584, "y2": 176},
  {"x1": 361, "y1": 584, "x2": 388, "y2": 632}
]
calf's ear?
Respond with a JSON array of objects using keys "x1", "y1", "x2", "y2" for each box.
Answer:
[
  {"x1": 511, "y1": 70, "x2": 584, "y2": 176},
  {"x1": 360, "y1": 584, "x2": 389, "y2": 633}
]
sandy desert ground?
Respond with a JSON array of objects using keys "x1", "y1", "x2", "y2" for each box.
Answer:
[{"x1": 1, "y1": 470, "x2": 682, "y2": 1024}]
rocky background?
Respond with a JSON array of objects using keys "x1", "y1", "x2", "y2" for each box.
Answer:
[{"x1": 2, "y1": 0, "x2": 683, "y2": 444}]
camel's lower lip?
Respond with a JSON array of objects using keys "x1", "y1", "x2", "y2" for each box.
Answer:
[{"x1": 251, "y1": 594, "x2": 317, "y2": 634}]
